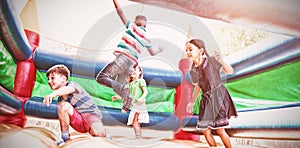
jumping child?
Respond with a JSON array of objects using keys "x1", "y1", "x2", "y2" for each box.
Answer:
[
  {"x1": 96, "y1": 0, "x2": 163, "y2": 113},
  {"x1": 185, "y1": 39, "x2": 238, "y2": 148}
]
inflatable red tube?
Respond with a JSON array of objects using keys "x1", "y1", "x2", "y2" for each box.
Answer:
[
  {"x1": 14, "y1": 29, "x2": 39, "y2": 99},
  {"x1": 9, "y1": 29, "x2": 39, "y2": 127},
  {"x1": 174, "y1": 58, "x2": 199, "y2": 140},
  {"x1": 14, "y1": 57, "x2": 36, "y2": 99}
]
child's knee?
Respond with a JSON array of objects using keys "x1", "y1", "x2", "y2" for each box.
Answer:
[
  {"x1": 90, "y1": 123, "x2": 106, "y2": 137},
  {"x1": 58, "y1": 102, "x2": 71, "y2": 112},
  {"x1": 203, "y1": 128, "x2": 212, "y2": 135},
  {"x1": 216, "y1": 128, "x2": 225, "y2": 135}
]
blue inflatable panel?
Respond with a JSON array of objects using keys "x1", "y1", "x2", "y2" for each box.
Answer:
[
  {"x1": 26, "y1": 97, "x2": 179, "y2": 131},
  {"x1": 24, "y1": 99, "x2": 58, "y2": 119},
  {"x1": 0, "y1": 85, "x2": 22, "y2": 115},
  {"x1": 100, "y1": 106, "x2": 179, "y2": 131},
  {"x1": 182, "y1": 103, "x2": 300, "y2": 129},
  {"x1": 33, "y1": 49, "x2": 182, "y2": 88},
  {"x1": 0, "y1": 0, "x2": 32, "y2": 62},
  {"x1": 222, "y1": 37, "x2": 300, "y2": 82},
  {"x1": 185, "y1": 38, "x2": 300, "y2": 83}
]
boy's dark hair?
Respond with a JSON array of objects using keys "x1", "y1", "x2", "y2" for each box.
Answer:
[
  {"x1": 46, "y1": 64, "x2": 70, "y2": 80},
  {"x1": 135, "y1": 15, "x2": 147, "y2": 22}
]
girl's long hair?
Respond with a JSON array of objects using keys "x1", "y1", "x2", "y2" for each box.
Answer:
[
  {"x1": 128, "y1": 64, "x2": 143, "y2": 83},
  {"x1": 186, "y1": 39, "x2": 209, "y2": 57}
]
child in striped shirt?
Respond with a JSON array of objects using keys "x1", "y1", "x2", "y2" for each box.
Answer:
[{"x1": 96, "y1": 0, "x2": 163, "y2": 113}]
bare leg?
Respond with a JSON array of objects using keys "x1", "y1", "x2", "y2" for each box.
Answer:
[
  {"x1": 132, "y1": 113, "x2": 142, "y2": 139},
  {"x1": 203, "y1": 127, "x2": 217, "y2": 147},
  {"x1": 58, "y1": 101, "x2": 73, "y2": 131},
  {"x1": 216, "y1": 128, "x2": 232, "y2": 148},
  {"x1": 57, "y1": 101, "x2": 74, "y2": 141},
  {"x1": 90, "y1": 122, "x2": 106, "y2": 137}
]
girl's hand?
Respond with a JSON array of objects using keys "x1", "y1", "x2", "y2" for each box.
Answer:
[
  {"x1": 137, "y1": 98, "x2": 145, "y2": 105},
  {"x1": 214, "y1": 50, "x2": 234, "y2": 74},
  {"x1": 214, "y1": 51, "x2": 224, "y2": 64},
  {"x1": 186, "y1": 102, "x2": 195, "y2": 113}
]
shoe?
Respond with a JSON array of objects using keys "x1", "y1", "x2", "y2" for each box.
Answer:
[
  {"x1": 120, "y1": 85, "x2": 129, "y2": 98},
  {"x1": 56, "y1": 137, "x2": 65, "y2": 145},
  {"x1": 122, "y1": 95, "x2": 133, "y2": 111}
]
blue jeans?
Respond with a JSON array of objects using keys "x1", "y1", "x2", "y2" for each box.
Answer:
[{"x1": 96, "y1": 54, "x2": 135, "y2": 110}]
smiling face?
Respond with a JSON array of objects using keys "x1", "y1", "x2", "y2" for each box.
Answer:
[
  {"x1": 130, "y1": 65, "x2": 142, "y2": 79},
  {"x1": 47, "y1": 73, "x2": 67, "y2": 90},
  {"x1": 185, "y1": 43, "x2": 203, "y2": 62},
  {"x1": 46, "y1": 65, "x2": 70, "y2": 90}
]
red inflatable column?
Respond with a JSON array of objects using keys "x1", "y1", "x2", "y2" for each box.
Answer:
[
  {"x1": 10, "y1": 30, "x2": 39, "y2": 128},
  {"x1": 14, "y1": 30, "x2": 39, "y2": 98},
  {"x1": 174, "y1": 58, "x2": 199, "y2": 140},
  {"x1": 8, "y1": 0, "x2": 40, "y2": 127},
  {"x1": 14, "y1": 0, "x2": 40, "y2": 99}
]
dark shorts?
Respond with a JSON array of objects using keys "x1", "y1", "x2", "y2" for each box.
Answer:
[{"x1": 70, "y1": 109, "x2": 103, "y2": 133}]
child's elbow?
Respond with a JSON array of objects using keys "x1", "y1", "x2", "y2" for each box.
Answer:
[
  {"x1": 227, "y1": 68, "x2": 234, "y2": 74},
  {"x1": 144, "y1": 91, "x2": 148, "y2": 96},
  {"x1": 223, "y1": 67, "x2": 234, "y2": 74}
]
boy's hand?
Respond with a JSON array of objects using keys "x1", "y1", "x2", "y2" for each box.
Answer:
[
  {"x1": 112, "y1": 96, "x2": 118, "y2": 102},
  {"x1": 157, "y1": 46, "x2": 164, "y2": 53},
  {"x1": 148, "y1": 46, "x2": 164, "y2": 56},
  {"x1": 43, "y1": 93, "x2": 56, "y2": 106}
]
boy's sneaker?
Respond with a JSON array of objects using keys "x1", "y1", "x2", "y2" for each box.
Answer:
[
  {"x1": 122, "y1": 95, "x2": 133, "y2": 111},
  {"x1": 56, "y1": 137, "x2": 65, "y2": 145}
]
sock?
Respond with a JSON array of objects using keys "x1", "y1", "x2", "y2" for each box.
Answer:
[
  {"x1": 134, "y1": 127, "x2": 142, "y2": 139},
  {"x1": 61, "y1": 131, "x2": 69, "y2": 142}
]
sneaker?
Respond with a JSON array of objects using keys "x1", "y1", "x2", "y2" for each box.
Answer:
[
  {"x1": 120, "y1": 85, "x2": 129, "y2": 98},
  {"x1": 56, "y1": 137, "x2": 65, "y2": 145},
  {"x1": 122, "y1": 95, "x2": 133, "y2": 111}
]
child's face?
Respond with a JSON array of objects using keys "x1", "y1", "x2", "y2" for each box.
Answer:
[
  {"x1": 185, "y1": 43, "x2": 202, "y2": 61},
  {"x1": 134, "y1": 19, "x2": 147, "y2": 28},
  {"x1": 130, "y1": 66, "x2": 142, "y2": 79},
  {"x1": 47, "y1": 73, "x2": 67, "y2": 90}
]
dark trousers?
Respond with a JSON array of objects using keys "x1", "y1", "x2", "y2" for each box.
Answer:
[{"x1": 96, "y1": 54, "x2": 135, "y2": 110}]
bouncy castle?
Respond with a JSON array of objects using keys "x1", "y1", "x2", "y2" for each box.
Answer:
[{"x1": 1, "y1": 0, "x2": 300, "y2": 147}]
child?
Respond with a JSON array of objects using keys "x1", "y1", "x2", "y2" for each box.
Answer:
[
  {"x1": 112, "y1": 64, "x2": 149, "y2": 138},
  {"x1": 43, "y1": 64, "x2": 106, "y2": 144},
  {"x1": 96, "y1": 0, "x2": 163, "y2": 113},
  {"x1": 185, "y1": 39, "x2": 238, "y2": 148}
]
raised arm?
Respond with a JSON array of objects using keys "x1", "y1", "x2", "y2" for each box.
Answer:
[
  {"x1": 214, "y1": 51, "x2": 234, "y2": 74},
  {"x1": 147, "y1": 46, "x2": 164, "y2": 56},
  {"x1": 221, "y1": 62, "x2": 234, "y2": 74},
  {"x1": 113, "y1": 0, "x2": 128, "y2": 25}
]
